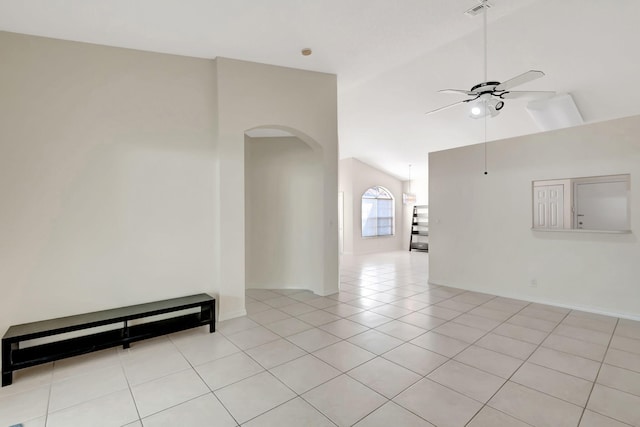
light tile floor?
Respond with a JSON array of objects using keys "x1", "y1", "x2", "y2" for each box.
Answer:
[{"x1": 2, "y1": 251, "x2": 640, "y2": 426}]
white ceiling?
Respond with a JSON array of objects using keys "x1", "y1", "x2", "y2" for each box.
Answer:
[{"x1": 1, "y1": 0, "x2": 639, "y2": 180}]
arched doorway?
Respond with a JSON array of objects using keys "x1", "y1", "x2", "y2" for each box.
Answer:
[{"x1": 244, "y1": 126, "x2": 324, "y2": 295}]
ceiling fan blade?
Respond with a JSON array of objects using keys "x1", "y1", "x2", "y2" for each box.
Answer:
[
  {"x1": 501, "y1": 90, "x2": 556, "y2": 100},
  {"x1": 495, "y1": 70, "x2": 545, "y2": 91},
  {"x1": 425, "y1": 99, "x2": 470, "y2": 116},
  {"x1": 438, "y1": 89, "x2": 477, "y2": 96}
]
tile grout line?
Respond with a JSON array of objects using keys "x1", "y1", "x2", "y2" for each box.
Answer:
[
  {"x1": 124, "y1": 332, "x2": 265, "y2": 423},
  {"x1": 119, "y1": 349, "x2": 144, "y2": 425},
  {"x1": 133, "y1": 391, "x2": 217, "y2": 424},
  {"x1": 462, "y1": 307, "x2": 624, "y2": 425},
  {"x1": 168, "y1": 332, "x2": 242, "y2": 426},
  {"x1": 217, "y1": 309, "x2": 377, "y2": 425},
  {"x1": 144, "y1": 306, "x2": 563, "y2": 427},
  {"x1": 239, "y1": 279, "x2": 466, "y2": 426},
  {"x1": 342, "y1": 291, "x2": 507, "y2": 425},
  {"x1": 354, "y1": 290, "x2": 531, "y2": 425},
  {"x1": 233, "y1": 275, "x2": 637, "y2": 426},
  {"x1": 575, "y1": 317, "x2": 620, "y2": 427},
  {"x1": 237, "y1": 335, "x2": 344, "y2": 425},
  {"x1": 462, "y1": 303, "x2": 572, "y2": 426},
  {"x1": 43, "y1": 363, "x2": 54, "y2": 427}
]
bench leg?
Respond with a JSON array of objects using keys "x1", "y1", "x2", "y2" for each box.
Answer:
[
  {"x1": 122, "y1": 320, "x2": 130, "y2": 349},
  {"x1": 2, "y1": 341, "x2": 15, "y2": 387},
  {"x1": 204, "y1": 302, "x2": 215, "y2": 333},
  {"x1": 1, "y1": 371, "x2": 11, "y2": 387}
]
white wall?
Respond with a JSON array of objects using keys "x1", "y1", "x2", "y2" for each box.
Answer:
[
  {"x1": 429, "y1": 114, "x2": 640, "y2": 318},
  {"x1": 338, "y1": 159, "x2": 355, "y2": 254},
  {"x1": 215, "y1": 58, "x2": 339, "y2": 317},
  {"x1": 339, "y1": 158, "x2": 404, "y2": 254},
  {"x1": 245, "y1": 136, "x2": 322, "y2": 290},
  {"x1": 0, "y1": 33, "x2": 340, "y2": 381},
  {"x1": 0, "y1": 32, "x2": 219, "y2": 337}
]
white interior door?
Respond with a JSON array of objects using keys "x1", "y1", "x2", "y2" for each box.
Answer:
[{"x1": 533, "y1": 184, "x2": 564, "y2": 229}]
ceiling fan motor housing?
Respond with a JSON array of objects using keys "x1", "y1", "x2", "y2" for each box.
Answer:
[{"x1": 470, "y1": 81, "x2": 501, "y2": 93}]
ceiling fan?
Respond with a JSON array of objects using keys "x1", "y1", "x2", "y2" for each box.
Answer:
[{"x1": 426, "y1": 0, "x2": 555, "y2": 118}]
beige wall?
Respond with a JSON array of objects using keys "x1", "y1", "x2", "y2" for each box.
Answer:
[
  {"x1": 0, "y1": 32, "x2": 219, "y2": 336},
  {"x1": 245, "y1": 136, "x2": 323, "y2": 290},
  {"x1": 0, "y1": 32, "x2": 339, "y2": 370},
  {"x1": 339, "y1": 158, "x2": 404, "y2": 254},
  {"x1": 215, "y1": 58, "x2": 339, "y2": 315},
  {"x1": 338, "y1": 159, "x2": 355, "y2": 254},
  {"x1": 429, "y1": 115, "x2": 640, "y2": 319}
]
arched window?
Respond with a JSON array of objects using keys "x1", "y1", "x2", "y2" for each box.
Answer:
[{"x1": 362, "y1": 186, "x2": 394, "y2": 237}]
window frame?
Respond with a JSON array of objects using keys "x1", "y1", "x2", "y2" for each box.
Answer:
[{"x1": 361, "y1": 186, "x2": 395, "y2": 238}]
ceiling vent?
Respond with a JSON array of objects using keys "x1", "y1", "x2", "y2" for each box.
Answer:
[
  {"x1": 526, "y1": 93, "x2": 584, "y2": 131},
  {"x1": 465, "y1": 1, "x2": 492, "y2": 17}
]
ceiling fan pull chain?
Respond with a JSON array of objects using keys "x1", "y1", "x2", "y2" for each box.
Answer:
[
  {"x1": 483, "y1": 0, "x2": 488, "y2": 175},
  {"x1": 484, "y1": 111, "x2": 488, "y2": 175}
]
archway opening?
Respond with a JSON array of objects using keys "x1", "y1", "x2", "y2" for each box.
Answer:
[{"x1": 244, "y1": 126, "x2": 324, "y2": 294}]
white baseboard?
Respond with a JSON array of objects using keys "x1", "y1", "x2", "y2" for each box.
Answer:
[
  {"x1": 217, "y1": 309, "x2": 247, "y2": 322},
  {"x1": 246, "y1": 285, "x2": 308, "y2": 291},
  {"x1": 428, "y1": 280, "x2": 640, "y2": 322},
  {"x1": 246, "y1": 285, "x2": 338, "y2": 297}
]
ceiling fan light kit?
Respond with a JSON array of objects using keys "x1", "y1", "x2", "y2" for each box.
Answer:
[{"x1": 470, "y1": 93, "x2": 504, "y2": 119}]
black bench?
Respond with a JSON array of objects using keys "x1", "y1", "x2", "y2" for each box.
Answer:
[{"x1": 2, "y1": 293, "x2": 215, "y2": 386}]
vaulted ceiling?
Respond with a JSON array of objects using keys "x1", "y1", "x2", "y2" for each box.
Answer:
[{"x1": 2, "y1": 0, "x2": 639, "y2": 180}]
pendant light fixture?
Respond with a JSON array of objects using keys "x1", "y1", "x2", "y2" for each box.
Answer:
[{"x1": 403, "y1": 164, "x2": 417, "y2": 204}]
